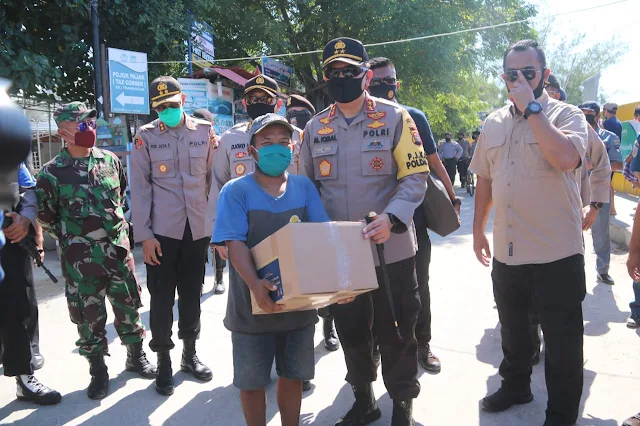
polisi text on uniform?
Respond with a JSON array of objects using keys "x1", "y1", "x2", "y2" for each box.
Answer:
[
  {"x1": 363, "y1": 128, "x2": 390, "y2": 138},
  {"x1": 314, "y1": 135, "x2": 338, "y2": 144},
  {"x1": 406, "y1": 151, "x2": 428, "y2": 169},
  {"x1": 231, "y1": 143, "x2": 246, "y2": 150}
]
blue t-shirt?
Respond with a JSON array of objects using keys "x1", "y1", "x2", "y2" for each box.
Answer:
[
  {"x1": 603, "y1": 117, "x2": 623, "y2": 141},
  {"x1": 18, "y1": 162, "x2": 36, "y2": 189},
  {"x1": 402, "y1": 105, "x2": 437, "y2": 156},
  {"x1": 213, "y1": 173, "x2": 330, "y2": 334}
]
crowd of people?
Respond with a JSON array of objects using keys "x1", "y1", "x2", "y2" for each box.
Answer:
[{"x1": 1, "y1": 35, "x2": 639, "y2": 426}]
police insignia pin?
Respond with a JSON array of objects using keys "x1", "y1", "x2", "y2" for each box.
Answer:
[
  {"x1": 289, "y1": 215, "x2": 300, "y2": 223},
  {"x1": 235, "y1": 152, "x2": 247, "y2": 159},
  {"x1": 315, "y1": 146, "x2": 332, "y2": 154},
  {"x1": 157, "y1": 82, "x2": 168, "y2": 95},
  {"x1": 367, "y1": 121, "x2": 385, "y2": 129},
  {"x1": 256, "y1": 76, "x2": 265, "y2": 84},
  {"x1": 235, "y1": 163, "x2": 247, "y2": 176},
  {"x1": 319, "y1": 116, "x2": 333, "y2": 125},
  {"x1": 159, "y1": 122, "x2": 166, "y2": 132},
  {"x1": 317, "y1": 126, "x2": 335, "y2": 135},
  {"x1": 159, "y1": 164, "x2": 168, "y2": 173},
  {"x1": 371, "y1": 157, "x2": 384, "y2": 171},
  {"x1": 366, "y1": 98, "x2": 375, "y2": 111},
  {"x1": 319, "y1": 159, "x2": 332, "y2": 177},
  {"x1": 367, "y1": 112, "x2": 386, "y2": 120},
  {"x1": 367, "y1": 141, "x2": 384, "y2": 150}
]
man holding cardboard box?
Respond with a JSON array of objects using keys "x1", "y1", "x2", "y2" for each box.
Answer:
[
  {"x1": 299, "y1": 37, "x2": 430, "y2": 426},
  {"x1": 212, "y1": 113, "x2": 332, "y2": 426}
]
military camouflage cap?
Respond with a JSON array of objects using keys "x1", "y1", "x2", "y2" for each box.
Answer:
[{"x1": 54, "y1": 101, "x2": 97, "y2": 124}]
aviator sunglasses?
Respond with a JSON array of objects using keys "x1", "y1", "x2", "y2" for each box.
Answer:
[
  {"x1": 505, "y1": 68, "x2": 545, "y2": 83},
  {"x1": 324, "y1": 65, "x2": 368, "y2": 80}
]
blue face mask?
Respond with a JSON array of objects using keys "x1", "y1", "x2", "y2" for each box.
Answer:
[
  {"x1": 157, "y1": 106, "x2": 183, "y2": 127},
  {"x1": 255, "y1": 144, "x2": 292, "y2": 177}
]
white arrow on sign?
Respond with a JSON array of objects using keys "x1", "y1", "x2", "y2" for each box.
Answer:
[{"x1": 115, "y1": 92, "x2": 145, "y2": 106}]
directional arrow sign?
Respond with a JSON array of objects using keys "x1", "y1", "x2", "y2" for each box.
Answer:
[
  {"x1": 108, "y1": 47, "x2": 150, "y2": 115},
  {"x1": 116, "y1": 92, "x2": 145, "y2": 106}
]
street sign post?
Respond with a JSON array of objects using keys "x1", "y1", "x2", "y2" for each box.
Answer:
[{"x1": 107, "y1": 47, "x2": 150, "y2": 115}]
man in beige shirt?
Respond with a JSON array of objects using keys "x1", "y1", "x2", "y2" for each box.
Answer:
[{"x1": 470, "y1": 40, "x2": 588, "y2": 426}]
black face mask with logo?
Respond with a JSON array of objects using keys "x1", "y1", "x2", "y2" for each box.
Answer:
[
  {"x1": 247, "y1": 103, "x2": 276, "y2": 120},
  {"x1": 327, "y1": 75, "x2": 366, "y2": 103},
  {"x1": 287, "y1": 110, "x2": 313, "y2": 129},
  {"x1": 369, "y1": 83, "x2": 397, "y2": 101}
]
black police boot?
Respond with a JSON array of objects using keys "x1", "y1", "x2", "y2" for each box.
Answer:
[
  {"x1": 335, "y1": 383, "x2": 381, "y2": 426},
  {"x1": 155, "y1": 351, "x2": 174, "y2": 396},
  {"x1": 391, "y1": 399, "x2": 415, "y2": 426},
  {"x1": 481, "y1": 387, "x2": 533, "y2": 412},
  {"x1": 87, "y1": 355, "x2": 109, "y2": 400},
  {"x1": 181, "y1": 339, "x2": 213, "y2": 381},
  {"x1": 125, "y1": 342, "x2": 157, "y2": 379},
  {"x1": 323, "y1": 317, "x2": 340, "y2": 351},
  {"x1": 16, "y1": 375, "x2": 62, "y2": 405},
  {"x1": 214, "y1": 269, "x2": 226, "y2": 294}
]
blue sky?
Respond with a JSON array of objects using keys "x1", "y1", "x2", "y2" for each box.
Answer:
[{"x1": 529, "y1": 0, "x2": 640, "y2": 105}]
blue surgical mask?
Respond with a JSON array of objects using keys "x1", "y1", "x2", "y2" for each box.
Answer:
[{"x1": 255, "y1": 144, "x2": 292, "y2": 177}]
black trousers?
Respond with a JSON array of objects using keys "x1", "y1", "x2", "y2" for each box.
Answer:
[
  {"x1": 413, "y1": 209, "x2": 432, "y2": 347},
  {"x1": 443, "y1": 158, "x2": 458, "y2": 186},
  {"x1": 492, "y1": 254, "x2": 586, "y2": 425},
  {"x1": 0, "y1": 241, "x2": 34, "y2": 376},
  {"x1": 147, "y1": 223, "x2": 209, "y2": 352},
  {"x1": 457, "y1": 158, "x2": 470, "y2": 185},
  {"x1": 333, "y1": 257, "x2": 421, "y2": 401}
]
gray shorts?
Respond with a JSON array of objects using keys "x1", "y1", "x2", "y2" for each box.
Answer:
[{"x1": 231, "y1": 324, "x2": 315, "y2": 390}]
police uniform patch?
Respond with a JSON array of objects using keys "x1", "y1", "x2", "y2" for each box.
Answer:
[
  {"x1": 328, "y1": 104, "x2": 337, "y2": 118},
  {"x1": 235, "y1": 163, "x2": 247, "y2": 176},
  {"x1": 318, "y1": 126, "x2": 335, "y2": 135},
  {"x1": 371, "y1": 157, "x2": 384, "y2": 171},
  {"x1": 289, "y1": 215, "x2": 300, "y2": 223},
  {"x1": 134, "y1": 136, "x2": 143, "y2": 150},
  {"x1": 319, "y1": 116, "x2": 333, "y2": 125},
  {"x1": 411, "y1": 130, "x2": 422, "y2": 146},
  {"x1": 366, "y1": 98, "x2": 376, "y2": 111},
  {"x1": 367, "y1": 112, "x2": 386, "y2": 120},
  {"x1": 159, "y1": 122, "x2": 166, "y2": 132},
  {"x1": 319, "y1": 159, "x2": 332, "y2": 177},
  {"x1": 159, "y1": 164, "x2": 168, "y2": 173},
  {"x1": 315, "y1": 146, "x2": 332, "y2": 154},
  {"x1": 367, "y1": 121, "x2": 385, "y2": 129},
  {"x1": 235, "y1": 151, "x2": 248, "y2": 159},
  {"x1": 367, "y1": 141, "x2": 384, "y2": 150}
]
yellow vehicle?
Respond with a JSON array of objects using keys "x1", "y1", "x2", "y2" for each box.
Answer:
[{"x1": 612, "y1": 101, "x2": 640, "y2": 195}]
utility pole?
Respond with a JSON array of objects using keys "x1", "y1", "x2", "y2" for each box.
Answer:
[{"x1": 91, "y1": 0, "x2": 104, "y2": 117}]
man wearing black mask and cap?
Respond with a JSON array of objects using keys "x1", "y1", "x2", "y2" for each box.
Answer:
[
  {"x1": 206, "y1": 75, "x2": 300, "y2": 268},
  {"x1": 300, "y1": 37, "x2": 429, "y2": 426}
]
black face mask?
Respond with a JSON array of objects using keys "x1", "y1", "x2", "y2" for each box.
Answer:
[
  {"x1": 287, "y1": 110, "x2": 313, "y2": 129},
  {"x1": 369, "y1": 83, "x2": 397, "y2": 101},
  {"x1": 327, "y1": 76, "x2": 365, "y2": 103},
  {"x1": 445, "y1": 137, "x2": 451, "y2": 142},
  {"x1": 533, "y1": 71, "x2": 547, "y2": 99},
  {"x1": 585, "y1": 114, "x2": 597, "y2": 126},
  {"x1": 247, "y1": 103, "x2": 276, "y2": 120}
]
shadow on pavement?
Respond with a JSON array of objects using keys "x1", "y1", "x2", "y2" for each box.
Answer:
[{"x1": 583, "y1": 282, "x2": 628, "y2": 337}]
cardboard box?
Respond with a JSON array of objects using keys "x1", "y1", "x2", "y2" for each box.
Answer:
[{"x1": 250, "y1": 221, "x2": 378, "y2": 315}]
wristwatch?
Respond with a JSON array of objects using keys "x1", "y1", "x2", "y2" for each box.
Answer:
[
  {"x1": 452, "y1": 198, "x2": 462, "y2": 207},
  {"x1": 388, "y1": 213, "x2": 401, "y2": 226},
  {"x1": 590, "y1": 202, "x2": 603, "y2": 210},
  {"x1": 524, "y1": 101, "x2": 543, "y2": 119}
]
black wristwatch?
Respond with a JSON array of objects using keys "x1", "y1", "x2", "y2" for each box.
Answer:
[
  {"x1": 452, "y1": 198, "x2": 462, "y2": 207},
  {"x1": 387, "y1": 213, "x2": 407, "y2": 234},
  {"x1": 524, "y1": 101, "x2": 543, "y2": 119},
  {"x1": 590, "y1": 202, "x2": 603, "y2": 210}
]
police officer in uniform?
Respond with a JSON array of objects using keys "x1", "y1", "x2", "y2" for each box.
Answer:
[
  {"x1": 300, "y1": 37, "x2": 429, "y2": 426},
  {"x1": 456, "y1": 132, "x2": 471, "y2": 187},
  {"x1": 206, "y1": 75, "x2": 297, "y2": 277},
  {"x1": 438, "y1": 132, "x2": 463, "y2": 185},
  {"x1": 131, "y1": 77, "x2": 215, "y2": 396}
]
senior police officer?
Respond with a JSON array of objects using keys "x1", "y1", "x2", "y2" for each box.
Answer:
[
  {"x1": 36, "y1": 102, "x2": 155, "y2": 400},
  {"x1": 131, "y1": 77, "x2": 215, "y2": 396},
  {"x1": 438, "y1": 133, "x2": 463, "y2": 185},
  {"x1": 299, "y1": 37, "x2": 429, "y2": 426}
]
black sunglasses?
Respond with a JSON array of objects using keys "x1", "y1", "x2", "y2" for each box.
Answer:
[
  {"x1": 245, "y1": 95, "x2": 275, "y2": 105},
  {"x1": 505, "y1": 68, "x2": 544, "y2": 82},
  {"x1": 369, "y1": 77, "x2": 398, "y2": 87},
  {"x1": 324, "y1": 65, "x2": 368, "y2": 80}
]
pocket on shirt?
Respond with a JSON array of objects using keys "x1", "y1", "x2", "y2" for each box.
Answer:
[
  {"x1": 188, "y1": 146, "x2": 208, "y2": 176},
  {"x1": 150, "y1": 149, "x2": 176, "y2": 178},
  {"x1": 361, "y1": 138, "x2": 392, "y2": 176},
  {"x1": 484, "y1": 134, "x2": 508, "y2": 176},
  {"x1": 524, "y1": 131, "x2": 555, "y2": 177},
  {"x1": 311, "y1": 143, "x2": 338, "y2": 180},
  {"x1": 99, "y1": 176, "x2": 122, "y2": 213},
  {"x1": 59, "y1": 184, "x2": 90, "y2": 219}
]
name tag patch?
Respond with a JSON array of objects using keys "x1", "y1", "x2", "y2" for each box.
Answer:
[
  {"x1": 314, "y1": 135, "x2": 337, "y2": 143},
  {"x1": 231, "y1": 143, "x2": 246, "y2": 150},
  {"x1": 150, "y1": 143, "x2": 170, "y2": 149}
]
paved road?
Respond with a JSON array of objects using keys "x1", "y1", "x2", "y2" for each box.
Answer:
[{"x1": 0, "y1": 187, "x2": 638, "y2": 426}]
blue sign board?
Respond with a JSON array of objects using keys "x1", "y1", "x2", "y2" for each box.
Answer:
[
  {"x1": 262, "y1": 57, "x2": 293, "y2": 87},
  {"x1": 108, "y1": 47, "x2": 150, "y2": 115}
]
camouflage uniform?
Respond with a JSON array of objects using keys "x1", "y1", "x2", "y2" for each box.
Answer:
[{"x1": 36, "y1": 148, "x2": 145, "y2": 357}]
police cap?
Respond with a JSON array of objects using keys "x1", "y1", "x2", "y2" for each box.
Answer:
[
  {"x1": 322, "y1": 37, "x2": 369, "y2": 68},
  {"x1": 244, "y1": 74, "x2": 279, "y2": 98},
  {"x1": 286, "y1": 94, "x2": 316, "y2": 114},
  {"x1": 150, "y1": 76, "x2": 182, "y2": 109}
]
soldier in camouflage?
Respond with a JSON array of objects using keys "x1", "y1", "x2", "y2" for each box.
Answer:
[{"x1": 35, "y1": 102, "x2": 156, "y2": 400}]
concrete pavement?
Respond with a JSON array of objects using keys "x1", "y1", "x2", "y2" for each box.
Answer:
[{"x1": 0, "y1": 186, "x2": 638, "y2": 426}]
